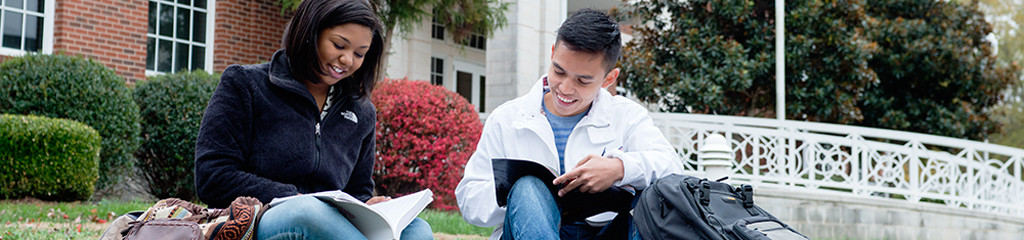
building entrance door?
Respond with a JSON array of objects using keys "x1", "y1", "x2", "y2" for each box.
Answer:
[{"x1": 453, "y1": 61, "x2": 485, "y2": 112}]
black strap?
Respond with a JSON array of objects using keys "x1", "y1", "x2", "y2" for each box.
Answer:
[
  {"x1": 699, "y1": 181, "x2": 711, "y2": 206},
  {"x1": 741, "y1": 184, "x2": 759, "y2": 216}
]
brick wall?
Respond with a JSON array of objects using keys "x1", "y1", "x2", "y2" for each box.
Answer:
[
  {"x1": 53, "y1": 0, "x2": 148, "y2": 83},
  {"x1": 212, "y1": 0, "x2": 290, "y2": 72}
]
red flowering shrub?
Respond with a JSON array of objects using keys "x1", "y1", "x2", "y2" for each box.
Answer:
[{"x1": 372, "y1": 78, "x2": 482, "y2": 211}]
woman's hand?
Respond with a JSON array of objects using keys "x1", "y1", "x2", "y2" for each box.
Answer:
[{"x1": 366, "y1": 196, "x2": 392, "y2": 205}]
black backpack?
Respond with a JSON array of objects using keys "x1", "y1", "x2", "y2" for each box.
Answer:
[{"x1": 633, "y1": 174, "x2": 809, "y2": 240}]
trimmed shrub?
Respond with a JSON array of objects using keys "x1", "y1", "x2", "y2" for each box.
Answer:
[
  {"x1": 134, "y1": 70, "x2": 220, "y2": 200},
  {"x1": 372, "y1": 79, "x2": 483, "y2": 211},
  {"x1": 0, "y1": 54, "x2": 141, "y2": 189},
  {"x1": 0, "y1": 114, "x2": 101, "y2": 200}
]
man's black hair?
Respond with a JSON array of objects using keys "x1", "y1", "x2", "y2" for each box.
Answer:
[
  {"x1": 555, "y1": 8, "x2": 622, "y2": 73},
  {"x1": 281, "y1": 0, "x2": 384, "y2": 98}
]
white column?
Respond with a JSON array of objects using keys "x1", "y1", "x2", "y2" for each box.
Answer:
[{"x1": 485, "y1": 0, "x2": 564, "y2": 111}]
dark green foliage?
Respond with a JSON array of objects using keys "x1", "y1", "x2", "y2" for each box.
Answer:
[
  {"x1": 620, "y1": 0, "x2": 1020, "y2": 140},
  {"x1": 0, "y1": 114, "x2": 101, "y2": 201},
  {"x1": 620, "y1": 0, "x2": 775, "y2": 115},
  {"x1": 134, "y1": 70, "x2": 220, "y2": 200},
  {"x1": 860, "y1": 0, "x2": 1019, "y2": 140},
  {"x1": 0, "y1": 54, "x2": 141, "y2": 188},
  {"x1": 278, "y1": 0, "x2": 510, "y2": 42}
]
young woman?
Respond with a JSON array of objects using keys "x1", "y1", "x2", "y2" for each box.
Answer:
[{"x1": 193, "y1": 0, "x2": 432, "y2": 239}]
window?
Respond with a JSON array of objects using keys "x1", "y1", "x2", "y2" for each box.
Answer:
[
  {"x1": 430, "y1": 57, "x2": 444, "y2": 85},
  {"x1": 1, "y1": 0, "x2": 53, "y2": 55},
  {"x1": 147, "y1": 0, "x2": 212, "y2": 74},
  {"x1": 431, "y1": 10, "x2": 444, "y2": 40},
  {"x1": 458, "y1": 33, "x2": 486, "y2": 50}
]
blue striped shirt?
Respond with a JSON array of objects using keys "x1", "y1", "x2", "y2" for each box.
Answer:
[{"x1": 542, "y1": 102, "x2": 589, "y2": 174}]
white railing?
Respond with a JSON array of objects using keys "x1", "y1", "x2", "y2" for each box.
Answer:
[{"x1": 652, "y1": 112, "x2": 1024, "y2": 218}]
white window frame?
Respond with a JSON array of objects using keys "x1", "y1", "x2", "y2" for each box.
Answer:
[
  {"x1": 145, "y1": 0, "x2": 215, "y2": 76},
  {"x1": 430, "y1": 56, "x2": 445, "y2": 85},
  {"x1": 0, "y1": 0, "x2": 55, "y2": 56},
  {"x1": 458, "y1": 32, "x2": 486, "y2": 51},
  {"x1": 430, "y1": 9, "x2": 444, "y2": 41}
]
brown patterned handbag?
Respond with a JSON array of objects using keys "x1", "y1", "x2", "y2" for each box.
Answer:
[{"x1": 119, "y1": 197, "x2": 266, "y2": 240}]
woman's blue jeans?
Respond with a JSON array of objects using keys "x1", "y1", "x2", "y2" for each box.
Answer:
[
  {"x1": 502, "y1": 175, "x2": 640, "y2": 240},
  {"x1": 256, "y1": 195, "x2": 433, "y2": 240}
]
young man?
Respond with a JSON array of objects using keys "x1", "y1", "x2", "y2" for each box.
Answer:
[{"x1": 455, "y1": 9, "x2": 684, "y2": 239}]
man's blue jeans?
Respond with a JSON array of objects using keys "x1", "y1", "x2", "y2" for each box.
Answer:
[
  {"x1": 256, "y1": 195, "x2": 433, "y2": 240},
  {"x1": 502, "y1": 175, "x2": 640, "y2": 240}
]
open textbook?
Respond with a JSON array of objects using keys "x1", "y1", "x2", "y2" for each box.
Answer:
[
  {"x1": 491, "y1": 158, "x2": 635, "y2": 224},
  {"x1": 269, "y1": 189, "x2": 433, "y2": 240}
]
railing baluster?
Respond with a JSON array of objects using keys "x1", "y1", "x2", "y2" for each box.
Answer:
[{"x1": 638, "y1": 112, "x2": 1024, "y2": 218}]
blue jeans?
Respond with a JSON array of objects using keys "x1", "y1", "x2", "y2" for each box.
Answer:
[
  {"x1": 257, "y1": 195, "x2": 433, "y2": 240},
  {"x1": 502, "y1": 176, "x2": 640, "y2": 240}
]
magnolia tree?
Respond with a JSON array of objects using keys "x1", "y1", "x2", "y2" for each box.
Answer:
[
  {"x1": 620, "y1": 0, "x2": 1020, "y2": 140},
  {"x1": 372, "y1": 79, "x2": 482, "y2": 211}
]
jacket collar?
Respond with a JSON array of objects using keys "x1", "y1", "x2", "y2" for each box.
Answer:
[
  {"x1": 512, "y1": 76, "x2": 615, "y2": 145},
  {"x1": 267, "y1": 50, "x2": 353, "y2": 112},
  {"x1": 268, "y1": 50, "x2": 317, "y2": 102},
  {"x1": 515, "y1": 75, "x2": 613, "y2": 128}
]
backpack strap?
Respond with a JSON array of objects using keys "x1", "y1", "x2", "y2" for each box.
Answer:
[
  {"x1": 740, "y1": 184, "x2": 759, "y2": 216},
  {"x1": 699, "y1": 180, "x2": 712, "y2": 206}
]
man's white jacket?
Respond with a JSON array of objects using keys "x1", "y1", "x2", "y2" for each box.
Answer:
[{"x1": 455, "y1": 77, "x2": 684, "y2": 238}]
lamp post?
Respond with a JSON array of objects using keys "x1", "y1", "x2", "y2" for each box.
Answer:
[
  {"x1": 775, "y1": 0, "x2": 785, "y2": 121},
  {"x1": 700, "y1": 134, "x2": 734, "y2": 181}
]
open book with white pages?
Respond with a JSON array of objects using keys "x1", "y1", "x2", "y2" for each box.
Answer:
[{"x1": 269, "y1": 189, "x2": 433, "y2": 240}]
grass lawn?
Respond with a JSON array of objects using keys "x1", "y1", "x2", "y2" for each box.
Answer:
[
  {"x1": 0, "y1": 198, "x2": 491, "y2": 239},
  {"x1": 0, "y1": 199, "x2": 152, "y2": 239}
]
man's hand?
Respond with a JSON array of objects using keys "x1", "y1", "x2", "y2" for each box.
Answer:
[
  {"x1": 552, "y1": 154, "x2": 624, "y2": 196},
  {"x1": 366, "y1": 196, "x2": 392, "y2": 205}
]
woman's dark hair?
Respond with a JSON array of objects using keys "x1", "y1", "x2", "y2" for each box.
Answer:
[
  {"x1": 282, "y1": 0, "x2": 384, "y2": 98},
  {"x1": 556, "y1": 8, "x2": 621, "y2": 73}
]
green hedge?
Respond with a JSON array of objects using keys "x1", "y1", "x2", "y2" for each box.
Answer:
[
  {"x1": 0, "y1": 54, "x2": 141, "y2": 189},
  {"x1": 0, "y1": 114, "x2": 101, "y2": 201},
  {"x1": 134, "y1": 70, "x2": 220, "y2": 200}
]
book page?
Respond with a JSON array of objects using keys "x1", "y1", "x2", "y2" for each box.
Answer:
[
  {"x1": 269, "y1": 191, "x2": 394, "y2": 240},
  {"x1": 369, "y1": 189, "x2": 434, "y2": 237},
  {"x1": 322, "y1": 197, "x2": 393, "y2": 240},
  {"x1": 268, "y1": 190, "x2": 359, "y2": 207},
  {"x1": 268, "y1": 189, "x2": 433, "y2": 240}
]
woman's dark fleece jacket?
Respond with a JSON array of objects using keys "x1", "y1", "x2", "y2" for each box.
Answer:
[{"x1": 195, "y1": 50, "x2": 376, "y2": 208}]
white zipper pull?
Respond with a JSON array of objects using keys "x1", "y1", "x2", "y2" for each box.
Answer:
[{"x1": 315, "y1": 122, "x2": 321, "y2": 135}]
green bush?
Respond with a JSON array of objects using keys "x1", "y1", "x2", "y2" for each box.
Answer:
[
  {"x1": 134, "y1": 70, "x2": 220, "y2": 200},
  {"x1": 0, "y1": 114, "x2": 101, "y2": 200},
  {"x1": 0, "y1": 54, "x2": 141, "y2": 189}
]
